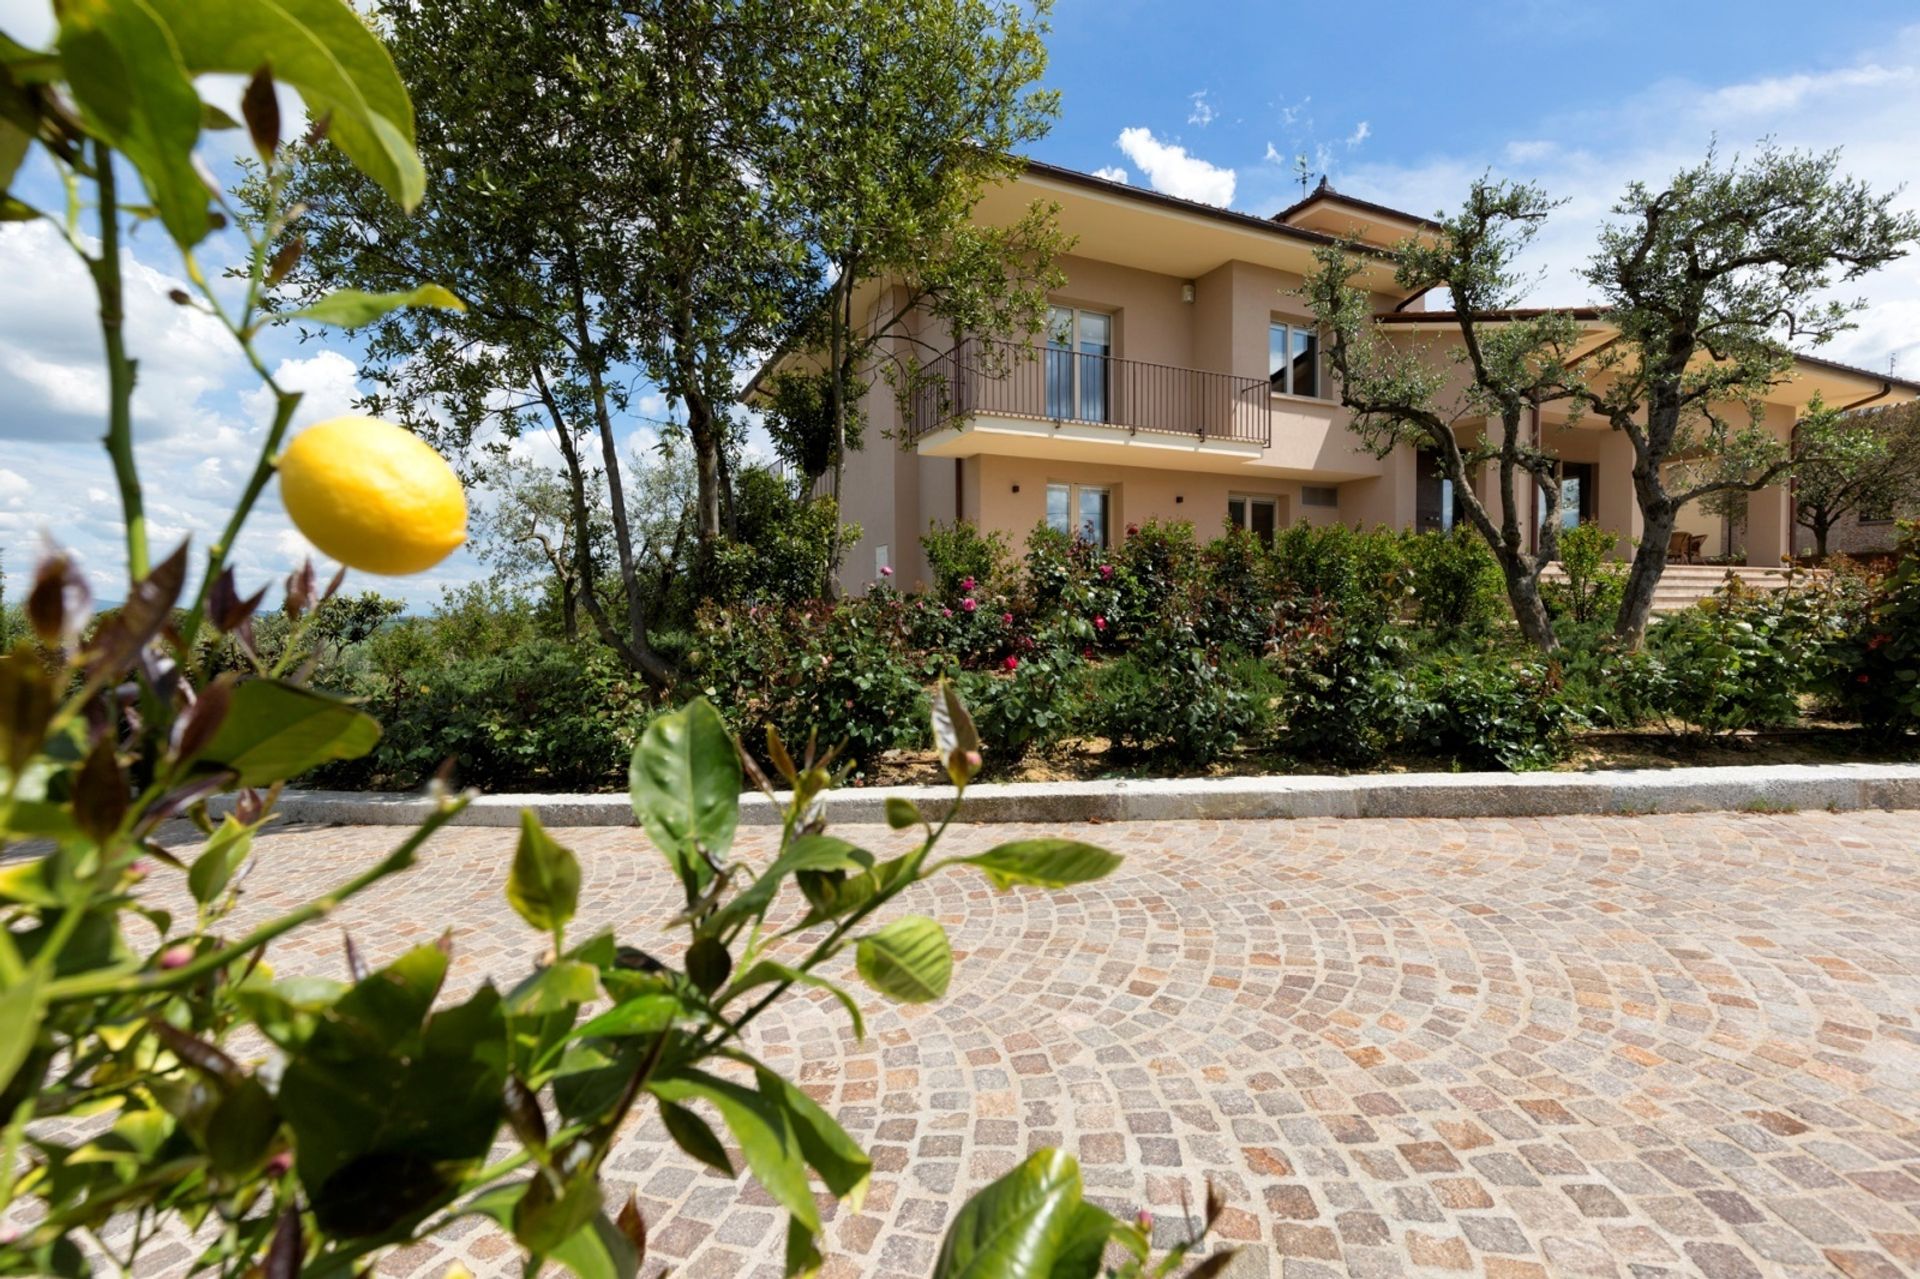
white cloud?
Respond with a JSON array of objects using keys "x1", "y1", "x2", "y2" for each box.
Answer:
[
  {"x1": 1092, "y1": 165, "x2": 1129, "y2": 184},
  {"x1": 1313, "y1": 23, "x2": 1920, "y2": 379},
  {"x1": 1187, "y1": 91, "x2": 1216, "y2": 127},
  {"x1": 1114, "y1": 127, "x2": 1236, "y2": 207},
  {"x1": 1347, "y1": 121, "x2": 1371, "y2": 147}
]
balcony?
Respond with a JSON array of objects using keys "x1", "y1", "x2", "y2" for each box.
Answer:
[{"x1": 907, "y1": 338, "x2": 1271, "y2": 470}]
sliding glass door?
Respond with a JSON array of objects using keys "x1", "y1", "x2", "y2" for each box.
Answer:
[{"x1": 1045, "y1": 306, "x2": 1111, "y2": 422}]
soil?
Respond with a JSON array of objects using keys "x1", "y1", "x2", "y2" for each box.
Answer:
[{"x1": 855, "y1": 724, "x2": 1920, "y2": 787}]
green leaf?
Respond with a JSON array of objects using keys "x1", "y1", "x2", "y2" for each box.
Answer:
[
  {"x1": 0, "y1": 970, "x2": 44, "y2": 1097},
  {"x1": 792, "y1": 853, "x2": 914, "y2": 930},
  {"x1": 933, "y1": 1149, "x2": 1090, "y2": 1279},
  {"x1": 648, "y1": 1067, "x2": 817, "y2": 1231},
  {"x1": 629, "y1": 699, "x2": 740, "y2": 902},
  {"x1": 205, "y1": 1076, "x2": 280, "y2": 1175},
  {"x1": 1053, "y1": 1202, "x2": 1118, "y2": 1279},
  {"x1": 728, "y1": 961, "x2": 865, "y2": 1041},
  {"x1": 192, "y1": 680, "x2": 380, "y2": 786},
  {"x1": 142, "y1": 0, "x2": 425, "y2": 210},
  {"x1": 785, "y1": 1214, "x2": 823, "y2": 1279},
  {"x1": 187, "y1": 816, "x2": 254, "y2": 906},
  {"x1": 549, "y1": 1210, "x2": 640, "y2": 1279},
  {"x1": 751, "y1": 1062, "x2": 871, "y2": 1205},
  {"x1": 572, "y1": 993, "x2": 684, "y2": 1040},
  {"x1": 513, "y1": 1167, "x2": 602, "y2": 1256},
  {"x1": 658, "y1": 1101, "x2": 732, "y2": 1177},
  {"x1": 286, "y1": 283, "x2": 465, "y2": 328},
  {"x1": 506, "y1": 960, "x2": 599, "y2": 1016},
  {"x1": 958, "y1": 840, "x2": 1121, "y2": 891},
  {"x1": 55, "y1": 0, "x2": 209, "y2": 246},
  {"x1": 855, "y1": 915, "x2": 951, "y2": 1004},
  {"x1": 507, "y1": 811, "x2": 580, "y2": 937},
  {"x1": 706, "y1": 835, "x2": 872, "y2": 937}
]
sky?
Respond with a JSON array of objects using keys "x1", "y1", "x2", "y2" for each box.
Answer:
[{"x1": 3, "y1": 0, "x2": 1919, "y2": 609}]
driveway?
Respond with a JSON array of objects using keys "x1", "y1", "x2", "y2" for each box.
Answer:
[{"x1": 137, "y1": 811, "x2": 1920, "y2": 1276}]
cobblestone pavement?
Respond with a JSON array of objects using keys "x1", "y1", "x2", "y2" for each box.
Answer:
[{"x1": 147, "y1": 812, "x2": 1920, "y2": 1275}]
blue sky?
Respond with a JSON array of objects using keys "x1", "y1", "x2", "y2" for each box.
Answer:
[{"x1": 3, "y1": 0, "x2": 1919, "y2": 608}]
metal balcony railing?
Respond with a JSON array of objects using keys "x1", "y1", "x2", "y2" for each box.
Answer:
[{"x1": 907, "y1": 337, "x2": 1271, "y2": 447}]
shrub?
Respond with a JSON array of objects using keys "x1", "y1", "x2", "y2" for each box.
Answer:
[
  {"x1": 322, "y1": 638, "x2": 645, "y2": 790},
  {"x1": 957, "y1": 645, "x2": 1084, "y2": 772},
  {"x1": 1546, "y1": 521, "x2": 1626, "y2": 624},
  {"x1": 692, "y1": 595, "x2": 927, "y2": 774},
  {"x1": 1079, "y1": 616, "x2": 1261, "y2": 766},
  {"x1": 922, "y1": 518, "x2": 1012, "y2": 597},
  {"x1": 1553, "y1": 621, "x2": 1673, "y2": 729},
  {"x1": 1646, "y1": 581, "x2": 1812, "y2": 733},
  {"x1": 1199, "y1": 527, "x2": 1276, "y2": 652},
  {"x1": 1404, "y1": 527, "x2": 1506, "y2": 637},
  {"x1": 1269, "y1": 522, "x2": 1408, "y2": 631},
  {"x1": 1414, "y1": 652, "x2": 1586, "y2": 771},
  {"x1": 1824, "y1": 524, "x2": 1920, "y2": 732},
  {"x1": 1270, "y1": 603, "x2": 1416, "y2": 766}
]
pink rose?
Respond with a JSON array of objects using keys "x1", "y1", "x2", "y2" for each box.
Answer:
[
  {"x1": 1004, "y1": 655, "x2": 1019, "y2": 671},
  {"x1": 1098, "y1": 563, "x2": 1113, "y2": 579},
  {"x1": 961, "y1": 576, "x2": 976, "y2": 593},
  {"x1": 880, "y1": 565, "x2": 893, "y2": 577},
  {"x1": 961, "y1": 597, "x2": 977, "y2": 613},
  {"x1": 1001, "y1": 612, "x2": 1013, "y2": 625},
  {"x1": 942, "y1": 607, "x2": 953, "y2": 618},
  {"x1": 1094, "y1": 615, "x2": 1106, "y2": 631}
]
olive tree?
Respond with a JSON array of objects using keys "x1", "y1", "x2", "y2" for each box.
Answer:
[
  {"x1": 1793, "y1": 398, "x2": 1920, "y2": 558},
  {"x1": 1304, "y1": 179, "x2": 1588, "y2": 651},
  {"x1": 1575, "y1": 143, "x2": 1920, "y2": 643}
]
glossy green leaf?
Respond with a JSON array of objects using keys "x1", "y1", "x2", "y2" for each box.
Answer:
[
  {"x1": 187, "y1": 816, "x2": 254, "y2": 906},
  {"x1": 507, "y1": 811, "x2": 580, "y2": 936},
  {"x1": 933, "y1": 1149, "x2": 1089, "y2": 1279},
  {"x1": 649, "y1": 1067, "x2": 816, "y2": 1231},
  {"x1": 1053, "y1": 1201, "x2": 1118, "y2": 1279},
  {"x1": 56, "y1": 0, "x2": 209, "y2": 246},
  {"x1": 286, "y1": 283, "x2": 464, "y2": 328},
  {"x1": 141, "y1": 0, "x2": 425, "y2": 210},
  {"x1": 192, "y1": 680, "x2": 380, "y2": 786},
  {"x1": 629, "y1": 698, "x2": 739, "y2": 902},
  {"x1": 959, "y1": 840, "x2": 1121, "y2": 891},
  {"x1": 855, "y1": 915, "x2": 950, "y2": 1004}
]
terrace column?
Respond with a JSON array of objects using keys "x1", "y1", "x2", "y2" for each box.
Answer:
[
  {"x1": 1596, "y1": 430, "x2": 1642, "y2": 560},
  {"x1": 1744, "y1": 482, "x2": 1793, "y2": 568}
]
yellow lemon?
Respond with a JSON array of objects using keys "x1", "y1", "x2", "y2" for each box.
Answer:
[{"x1": 277, "y1": 416, "x2": 466, "y2": 575}]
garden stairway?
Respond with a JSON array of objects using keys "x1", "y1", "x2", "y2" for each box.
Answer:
[{"x1": 1539, "y1": 563, "x2": 1809, "y2": 615}]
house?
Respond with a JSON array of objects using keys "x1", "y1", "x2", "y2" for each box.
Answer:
[{"x1": 787, "y1": 160, "x2": 1920, "y2": 589}]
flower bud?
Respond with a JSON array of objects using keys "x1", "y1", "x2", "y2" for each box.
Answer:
[{"x1": 158, "y1": 944, "x2": 194, "y2": 970}]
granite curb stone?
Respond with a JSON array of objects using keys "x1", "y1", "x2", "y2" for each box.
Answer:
[{"x1": 218, "y1": 762, "x2": 1920, "y2": 827}]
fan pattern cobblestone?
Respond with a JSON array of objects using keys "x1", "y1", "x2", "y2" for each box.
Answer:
[{"x1": 141, "y1": 811, "x2": 1920, "y2": 1276}]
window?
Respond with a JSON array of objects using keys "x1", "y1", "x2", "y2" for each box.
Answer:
[
  {"x1": 1301, "y1": 485, "x2": 1339, "y2": 508},
  {"x1": 1228, "y1": 494, "x2": 1280, "y2": 545},
  {"x1": 1046, "y1": 481, "x2": 1112, "y2": 546},
  {"x1": 1046, "y1": 306, "x2": 1111, "y2": 422},
  {"x1": 1269, "y1": 321, "x2": 1320, "y2": 398}
]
